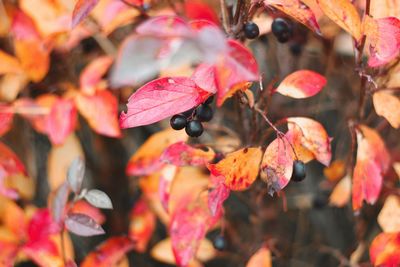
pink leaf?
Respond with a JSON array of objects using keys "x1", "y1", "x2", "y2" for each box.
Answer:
[
  {"x1": 158, "y1": 165, "x2": 178, "y2": 212},
  {"x1": 136, "y1": 16, "x2": 193, "y2": 38},
  {"x1": 72, "y1": 0, "x2": 100, "y2": 28},
  {"x1": 275, "y1": 70, "x2": 326, "y2": 98},
  {"x1": 365, "y1": 16, "x2": 400, "y2": 67},
  {"x1": 208, "y1": 176, "x2": 230, "y2": 217},
  {"x1": 261, "y1": 137, "x2": 294, "y2": 195},
  {"x1": 80, "y1": 56, "x2": 114, "y2": 94},
  {"x1": 46, "y1": 98, "x2": 77, "y2": 145},
  {"x1": 120, "y1": 77, "x2": 210, "y2": 128},
  {"x1": 161, "y1": 142, "x2": 215, "y2": 166},
  {"x1": 191, "y1": 64, "x2": 217, "y2": 94},
  {"x1": 65, "y1": 213, "x2": 105, "y2": 236},
  {"x1": 0, "y1": 108, "x2": 13, "y2": 137}
]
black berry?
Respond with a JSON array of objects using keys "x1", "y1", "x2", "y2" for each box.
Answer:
[
  {"x1": 170, "y1": 114, "x2": 187, "y2": 130},
  {"x1": 204, "y1": 95, "x2": 214, "y2": 105},
  {"x1": 291, "y1": 160, "x2": 306, "y2": 182},
  {"x1": 185, "y1": 120, "x2": 203, "y2": 137},
  {"x1": 271, "y1": 18, "x2": 293, "y2": 43},
  {"x1": 312, "y1": 193, "x2": 329, "y2": 209},
  {"x1": 213, "y1": 235, "x2": 226, "y2": 251},
  {"x1": 244, "y1": 22, "x2": 260, "y2": 39},
  {"x1": 289, "y1": 43, "x2": 302, "y2": 56},
  {"x1": 196, "y1": 105, "x2": 213, "y2": 122}
]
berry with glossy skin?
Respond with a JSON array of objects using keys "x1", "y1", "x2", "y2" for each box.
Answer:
[
  {"x1": 291, "y1": 160, "x2": 306, "y2": 182},
  {"x1": 196, "y1": 105, "x2": 213, "y2": 122},
  {"x1": 213, "y1": 235, "x2": 226, "y2": 251},
  {"x1": 170, "y1": 114, "x2": 187, "y2": 130},
  {"x1": 185, "y1": 120, "x2": 203, "y2": 137},
  {"x1": 244, "y1": 22, "x2": 260, "y2": 39},
  {"x1": 271, "y1": 18, "x2": 293, "y2": 43}
]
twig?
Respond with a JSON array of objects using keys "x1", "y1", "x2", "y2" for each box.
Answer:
[{"x1": 220, "y1": 0, "x2": 231, "y2": 34}]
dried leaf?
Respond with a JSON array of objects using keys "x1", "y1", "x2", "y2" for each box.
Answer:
[
  {"x1": 378, "y1": 195, "x2": 400, "y2": 233},
  {"x1": 161, "y1": 142, "x2": 215, "y2": 166},
  {"x1": 208, "y1": 147, "x2": 263, "y2": 191},
  {"x1": 76, "y1": 90, "x2": 121, "y2": 137},
  {"x1": 81, "y1": 237, "x2": 135, "y2": 267},
  {"x1": 246, "y1": 247, "x2": 272, "y2": 267},
  {"x1": 84, "y1": 189, "x2": 113, "y2": 209},
  {"x1": 373, "y1": 91, "x2": 400, "y2": 128},
  {"x1": 261, "y1": 137, "x2": 294, "y2": 195},
  {"x1": 65, "y1": 213, "x2": 105, "y2": 237},
  {"x1": 67, "y1": 157, "x2": 85, "y2": 194},
  {"x1": 129, "y1": 197, "x2": 156, "y2": 252},
  {"x1": 72, "y1": 0, "x2": 100, "y2": 28},
  {"x1": 329, "y1": 175, "x2": 351, "y2": 207},
  {"x1": 287, "y1": 117, "x2": 332, "y2": 166},
  {"x1": 120, "y1": 77, "x2": 209, "y2": 128},
  {"x1": 126, "y1": 128, "x2": 187, "y2": 176},
  {"x1": 370, "y1": 232, "x2": 400, "y2": 266},
  {"x1": 352, "y1": 125, "x2": 390, "y2": 211},
  {"x1": 317, "y1": 0, "x2": 362, "y2": 40},
  {"x1": 275, "y1": 70, "x2": 326, "y2": 98}
]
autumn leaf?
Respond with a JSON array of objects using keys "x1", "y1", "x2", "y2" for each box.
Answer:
[
  {"x1": 65, "y1": 213, "x2": 104, "y2": 236},
  {"x1": 72, "y1": 0, "x2": 100, "y2": 28},
  {"x1": 329, "y1": 175, "x2": 351, "y2": 207},
  {"x1": 69, "y1": 200, "x2": 105, "y2": 225},
  {"x1": 246, "y1": 247, "x2": 272, "y2": 267},
  {"x1": 352, "y1": 125, "x2": 390, "y2": 211},
  {"x1": 317, "y1": 0, "x2": 362, "y2": 40},
  {"x1": 80, "y1": 56, "x2": 114, "y2": 95},
  {"x1": 364, "y1": 16, "x2": 400, "y2": 67},
  {"x1": 208, "y1": 175, "x2": 230, "y2": 217},
  {"x1": 208, "y1": 147, "x2": 262, "y2": 191},
  {"x1": 377, "y1": 195, "x2": 400, "y2": 233},
  {"x1": 373, "y1": 90, "x2": 400, "y2": 128},
  {"x1": 126, "y1": 128, "x2": 187, "y2": 176},
  {"x1": 46, "y1": 98, "x2": 77, "y2": 145},
  {"x1": 136, "y1": 16, "x2": 193, "y2": 38},
  {"x1": 75, "y1": 90, "x2": 121, "y2": 138},
  {"x1": 158, "y1": 165, "x2": 178, "y2": 212},
  {"x1": 184, "y1": 1, "x2": 220, "y2": 25},
  {"x1": 161, "y1": 142, "x2": 215, "y2": 167},
  {"x1": 120, "y1": 77, "x2": 210, "y2": 128},
  {"x1": 287, "y1": 117, "x2": 332, "y2": 166},
  {"x1": 261, "y1": 137, "x2": 294, "y2": 195},
  {"x1": 191, "y1": 64, "x2": 218, "y2": 94},
  {"x1": 0, "y1": 50, "x2": 21, "y2": 75},
  {"x1": 129, "y1": 197, "x2": 156, "y2": 252},
  {"x1": 369, "y1": 232, "x2": 400, "y2": 266},
  {"x1": 0, "y1": 141, "x2": 27, "y2": 177},
  {"x1": 0, "y1": 109, "x2": 13, "y2": 137},
  {"x1": 263, "y1": 0, "x2": 321, "y2": 34},
  {"x1": 324, "y1": 160, "x2": 346, "y2": 182},
  {"x1": 81, "y1": 236, "x2": 135, "y2": 267},
  {"x1": 275, "y1": 70, "x2": 326, "y2": 99}
]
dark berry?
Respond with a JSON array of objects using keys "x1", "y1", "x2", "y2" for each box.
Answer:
[
  {"x1": 313, "y1": 193, "x2": 329, "y2": 209},
  {"x1": 289, "y1": 43, "x2": 302, "y2": 56},
  {"x1": 182, "y1": 108, "x2": 196, "y2": 118},
  {"x1": 271, "y1": 18, "x2": 293, "y2": 43},
  {"x1": 196, "y1": 105, "x2": 213, "y2": 122},
  {"x1": 244, "y1": 22, "x2": 260, "y2": 39},
  {"x1": 204, "y1": 95, "x2": 214, "y2": 105},
  {"x1": 185, "y1": 120, "x2": 203, "y2": 137},
  {"x1": 213, "y1": 235, "x2": 226, "y2": 251},
  {"x1": 291, "y1": 160, "x2": 306, "y2": 182},
  {"x1": 170, "y1": 114, "x2": 187, "y2": 130}
]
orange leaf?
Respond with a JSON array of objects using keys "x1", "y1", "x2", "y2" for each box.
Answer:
[
  {"x1": 370, "y1": 232, "x2": 400, "y2": 266},
  {"x1": 0, "y1": 50, "x2": 21, "y2": 75},
  {"x1": 317, "y1": 0, "x2": 362, "y2": 40},
  {"x1": 261, "y1": 137, "x2": 294, "y2": 195},
  {"x1": 75, "y1": 90, "x2": 121, "y2": 138},
  {"x1": 324, "y1": 160, "x2": 346, "y2": 182},
  {"x1": 329, "y1": 175, "x2": 351, "y2": 207},
  {"x1": 364, "y1": 16, "x2": 400, "y2": 67},
  {"x1": 246, "y1": 247, "x2": 272, "y2": 267},
  {"x1": 377, "y1": 195, "x2": 400, "y2": 233},
  {"x1": 69, "y1": 200, "x2": 105, "y2": 225},
  {"x1": 81, "y1": 237, "x2": 135, "y2": 267},
  {"x1": 373, "y1": 91, "x2": 400, "y2": 128},
  {"x1": 161, "y1": 142, "x2": 215, "y2": 167},
  {"x1": 208, "y1": 147, "x2": 262, "y2": 191},
  {"x1": 126, "y1": 128, "x2": 187, "y2": 176},
  {"x1": 352, "y1": 125, "x2": 390, "y2": 211},
  {"x1": 275, "y1": 70, "x2": 326, "y2": 99},
  {"x1": 129, "y1": 197, "x2": 156, "y2": 253},
  {"x1": 287, "y1": 117, "x2": 332, "y2": 166}
]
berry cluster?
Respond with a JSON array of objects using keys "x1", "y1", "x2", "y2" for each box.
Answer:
[
  {"x1": 271, "y1": 17, "x2": 293, "y2": 43},
  {"x1": 170, "y1": 96, "x2": 214, "y2": 137}
]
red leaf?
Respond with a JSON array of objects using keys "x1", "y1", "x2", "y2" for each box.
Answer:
[
  {"x1": 215, "y1": 40, "x2": 259, "y2": 106},
  {"x1": 370, "y1": 232, "x2": 400, "y2": 266},
  {"x1": 287, "y1": 117, "x2": 332, "y2": 166},
  {"x1": 275, "y1": 70, "x2": 326, "y2": 98},
  {"x1": 120, "y1": 77, "x2": 209, "y2": 128},
  {"x1": 161, "y1": 142, "x2": 215, "y2": 166},
  {"x1": 365, "y1": 16, "x2": 400, "y2": 67},
  {"x1": 27, "y1": 209, "x2": 60, "y2": 244},
  {"x1": 184, "y1": 1, "x2": 220, "y2": 25},
  {"x1": 352, "y1": 125, "x2": 390, "y2": 211},
  {"x1": 136, "y1": 16, "x2": 193, "y2": 38},
  {"x1": 47, "y1": 98, "x2": 77, "y2": 145},
  {"x1": 208, "y1": 176, "x2": 230, "y2": 217},
  {"x1": 76, "y1": 90, "x2": 121, "y2": 137},
  {"x1": 0, "y1": 141, "x2": 27, "y2": 176},
  {"x1": 80, "y1": 56, "x2": 114, "y2": 94},
  {"x1": 81, "y1": 236, "x2": 135, "y2": 267},
  {"x1": 129, "y1": 197, "x2": 156, "y2": 253},
  {"x1": 263, "y1": 0, "x2": 321, "y2": 34},
  {"x1": 260, "y1": 136, "x2": 294, "y2": 195},
  {"x1": 72, "y1": 0, "x2": 100, "y2": 28},
  {"x1": 208, "y1": 147, "x2": 263, "y2": 191},
  {"x1": 0, "y1": 108, "x2": 13, "y2": 137}
]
